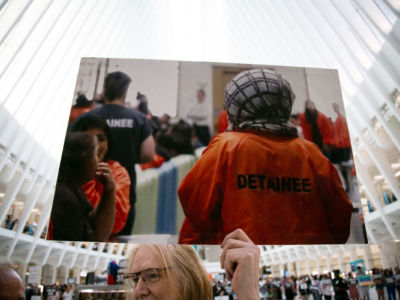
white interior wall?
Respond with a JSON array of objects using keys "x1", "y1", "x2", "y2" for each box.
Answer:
[
  {"x1": 74, "y1": 58, "x2": 180, "y2": 117},
  {"x1": 306, "y1": 68, "x2": 345, "y2": 119},
  {"x1": 108, "y1": 58, "x2": 179, "y2": 116},
  {"x1": 177, "y1": 61, "x2": 213, "y2": 130}
]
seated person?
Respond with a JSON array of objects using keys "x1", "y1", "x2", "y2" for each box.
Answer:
[
  {"x1": 70, "y1": 115, "x2": 130, "y2": 238},
  {"x1": 49, "y1": 132, "x2": 116, "y2": 241},
  {"x1": 123, "y1": 229, "x2": 260, "y2": 300},
  {"x1": 178, "y1": 69, "x2": 352, "y2": 245}
]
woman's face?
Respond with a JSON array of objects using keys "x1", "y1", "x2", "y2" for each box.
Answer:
[
  {"x1": 85, "y1": 128, "x2": 108, "y2": 161},
  {"x1": 130, "y1": 247, "x2": 179, "y2": 300}
]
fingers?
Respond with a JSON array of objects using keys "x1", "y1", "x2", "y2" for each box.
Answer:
[
  {"x1": 96, "y1": 162, "x2": 110, "y2": 172},
  {"x1": 221, "y1": 244, "x2": 260, "y2": 273},
  {"x1": 220, "y1": 228, "x2": 260, "y2": 277},
  {"x1": 220, "y1": 230, "x2": 261, "y2": 300},
  {"x1": 95, "y1": 163, "x2": 116, "y2": 191},
  {"x1": 220, "y1": 238, "x2": 252, "y2": 269},
  {"x1": 222, "y1": 248, "x2": 245, "y2": 280},
  {"x1": 221, "y1": 228, "x2": 253, "y2": 248},
  {"x1": 220, "y1": 228, "x2": 254, "y2": 269},
  {"x1": 96, "y1": 163, "x2": 112, "y2": 176}
]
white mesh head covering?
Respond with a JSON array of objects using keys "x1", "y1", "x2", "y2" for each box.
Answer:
[{"x1": 224, "y1": 69, "x2": 298, "y2": 137}]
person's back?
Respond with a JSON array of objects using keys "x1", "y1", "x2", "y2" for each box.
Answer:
[
  {"x1": 179, "y1": 130, "x2": 351, "y2": 244},
  {"x1": 178, "y1": 69, "x2": 352, "y2": 245},
  {"x1": 333, "y1": 273, "x2": 349, "y2": 300}
]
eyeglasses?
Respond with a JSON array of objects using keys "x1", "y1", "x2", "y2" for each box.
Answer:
[{"x1": 122, "y1": 268, "x2": 169, "y2": 287}]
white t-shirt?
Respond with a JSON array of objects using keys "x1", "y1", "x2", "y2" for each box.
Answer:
[
  {"x1": 321, "y1": 279, "x2": 333, "y2": 295},
  {"x1": 62, "y1": 290, "x2": 73, "y2": 300}
]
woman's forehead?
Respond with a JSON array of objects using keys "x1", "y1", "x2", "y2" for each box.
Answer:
[{"x1": 131, "y1": 247, "x2": 161, "y2": 272}]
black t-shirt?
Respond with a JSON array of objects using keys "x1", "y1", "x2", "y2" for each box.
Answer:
[
  {"x1": 285, "y1": 282, "x2": 295, "y2": 294},
  {"x1": 333, "y1": 277, "x2": 349, "y2": 300},
  {"x1": 260, "y1": 282, "x2": 271, "y2": 295},
  {"x1": 83, "y1": 104, "x2": 152, "y2": 186},
  {"x1": 51, "y1": 182, "x2": 94, "y2": 241}
]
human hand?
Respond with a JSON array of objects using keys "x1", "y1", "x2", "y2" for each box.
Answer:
[
  {"x1": 95, "y1": 162, "x2": 116, "y2": 194},
  {"x1": 220, "y1": 229, "x2": 260, "y2": 300}
]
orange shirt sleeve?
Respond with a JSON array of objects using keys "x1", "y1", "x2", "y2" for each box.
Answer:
[
  {"x1": 82, "y1": 179, "x2": 102, "y2": 207},
  {"x1": 108, "y1": 161, "x2": 131, "y2": 234},
  {"x1": 82, "y1": 160, "x2": 131, "y2": 235},
  {"x1": 178, "y1": 137, "x2": 225, "y2": 244}
]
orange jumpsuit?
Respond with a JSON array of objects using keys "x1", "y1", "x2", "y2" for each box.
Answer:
[
  {"x1": 69, "y1": 107, "x2": 92, "y2": 123},
  {"x1": 140, "y1": 153, "x2": 165, "y2": 171},
  {"x1": 178, "y1": 130, "x2": 352, "y2": 244},
  {"x1": 333, "y1": 114, "x2": 351, "y2": 149},
  {"x1": 82, "y1": 160, "x2": 131, "y2": 235},
  {"x1": 299, "y1": 112, "x2": 333, "y2": 146}
]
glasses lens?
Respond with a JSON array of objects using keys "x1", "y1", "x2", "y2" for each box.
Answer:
[
  {"x1": 124, "y1": 274, "x2": 139, "y2": 287},
  {"x1": 143, "y1": 269, "x2": 161, "y2": 283}
]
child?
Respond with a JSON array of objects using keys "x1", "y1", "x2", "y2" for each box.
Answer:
[{"x1": 50, "y1": 132, "x2": 116, "y2": 241}]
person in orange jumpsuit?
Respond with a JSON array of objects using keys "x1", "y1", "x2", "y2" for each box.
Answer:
[
  {"x1": 331, "y1": 103, "x2": 351, "y2": 162},
  {"x1": 71, "y1": 115, "x2": 131, "y2": 238},
  {"x1": 331, "y1": 103, "x2": 353, "y2": 192},
  {"x1": 178, "y1": 69, "x2": 352, "y2": 245},
  {"x1": 299, "y1": 100, "x2": 333, "y2": 159},
  {"x1": 69, "y1": 94, "x2": 93, "y2": 123}
]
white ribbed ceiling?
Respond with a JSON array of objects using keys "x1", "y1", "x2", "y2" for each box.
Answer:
[
  {"x1": 1, "y1": 0, "x2": 399, "y2": 160},
  {"x1": 0, "y1": 0, "x2": 399, "y2": 248}
]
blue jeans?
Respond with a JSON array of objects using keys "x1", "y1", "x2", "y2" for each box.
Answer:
[
  {"x1": 386, "y1": 286, "x2": 396, "y2": 300},
  {"x1": 312, "y1": 291, "x2": 321, "y2": 300}
]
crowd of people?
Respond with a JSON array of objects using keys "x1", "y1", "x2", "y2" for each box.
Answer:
[
  {"x1": 24, "y1": 283, "x2": 75, "y2": 300},
  {"x1": 3, "y1": 214, "x2": 49, "y2": 238},
  {"x1": 49, "y1": 71, "x2": 207, "y2": 242},
  {"x1": 210, "y1": 266, "x2": 400, "y2": 300}
]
